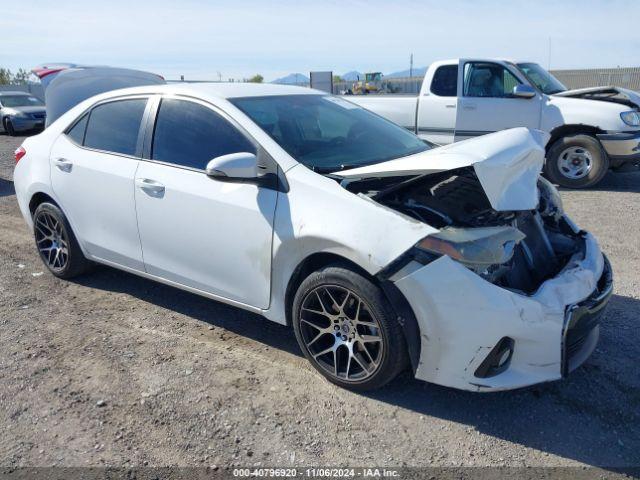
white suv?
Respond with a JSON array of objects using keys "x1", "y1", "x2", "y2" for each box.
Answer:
[{"x1": 13, "y1": 83, "x2": 612, "y2": 391}]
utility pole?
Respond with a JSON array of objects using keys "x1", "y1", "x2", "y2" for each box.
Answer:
[
  {"x1": 409, "y1": 53, "x2": 414, "y2": 78},
  {"x1": 217, "y1": 71, "x2": 222, "y2": 82}
]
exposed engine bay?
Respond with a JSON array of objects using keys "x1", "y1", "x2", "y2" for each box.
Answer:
[{"x1": 340, "y1": 167, "x2": 583, "y2": 294}]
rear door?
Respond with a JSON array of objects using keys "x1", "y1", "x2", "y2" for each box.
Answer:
[
  {"x1": 455, "y1": 60, "x2": 542, "y2": 141},
  {"x1": 50, "y1": 96, "x2": 149, "y2": 270},
  {"x1": 134, "y1": 97, "x2": 278, "y2": 309}
]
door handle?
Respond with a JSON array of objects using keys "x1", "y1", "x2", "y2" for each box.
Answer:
[
  {"x1": 445, "y1": 104, "x2": 456, "y2": 108},
  {"x1": 136, "y1": 178, "x2": 165, "y2": 195},
  {"x1": 462, "y1": 104, "x2": 476, "y2": 111},
  {"x1": 53, "y1": 157, "x2": 73, "y2": 172}
]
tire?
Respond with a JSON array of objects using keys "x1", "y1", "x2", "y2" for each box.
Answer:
[
  {"x1": 4, "y1": 118, "x2": 17, "y2": 136},
  {"x1": 32, "y1": 202, "x2": 90, "y2": 279},
  {"x1": 544, "y1": 134, "x2": 609, "y2": 188},
  {"x1": 292, "y1": 264, "x2": 407, "y2": 391}
]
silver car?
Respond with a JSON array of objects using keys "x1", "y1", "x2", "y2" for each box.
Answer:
[{"x1": 0, "y1": 91, "x2": 46, "y2": 136}]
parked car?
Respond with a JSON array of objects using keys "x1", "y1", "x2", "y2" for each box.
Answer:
[
  {"x1": 13, "y1": 83, "x2": 612, "y2": 392},
  {"x1": 0, "y1": 91, "x2": 46, "y2": 135},
  {"x1": 346, "y1": 59, "x2": 640, "y2": 188}
]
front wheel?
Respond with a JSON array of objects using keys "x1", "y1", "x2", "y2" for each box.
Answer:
[
  {"x1": 4, "y1": 118, "x2": 16, "y2": 136},
  {"x1": 544, "y1": 134, "x2": 609, "y2": 188},
  {"x1": 292, "y1": 265, "x2": 407, "y2": 391}
]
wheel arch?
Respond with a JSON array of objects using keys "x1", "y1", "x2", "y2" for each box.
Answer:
[
  {"x1": 546, "y1": 124, "x2": 606, "y2": 152},
  {"x1": 284, "y1": 252, "x2": 371, "y2": 327},
  {"x1": 29, "y1": 191, "x2": 60, "y2": 216}
]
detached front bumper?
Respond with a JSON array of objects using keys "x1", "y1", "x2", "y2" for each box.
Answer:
[
  {"x1": 391, "y1": 230, "x2": 611, "y2": 392},
  {"x1": 597, "y1": 131, "x2": 640, "y2": 170}
]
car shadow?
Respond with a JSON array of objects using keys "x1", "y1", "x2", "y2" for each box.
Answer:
[
  {"x1": 74, "y1": 266, "x2": 302, "y2": 357},
  {"x1": 0, "y1": 178, "x2": 15, "y2": 197},
  {"x1": 74, "y1": 267, "x2": 639, "y2": 468}
]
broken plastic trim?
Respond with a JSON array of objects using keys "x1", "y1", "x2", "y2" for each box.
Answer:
[{"x1": 416, "y1": 226, "x2": 526, "y2": 267}]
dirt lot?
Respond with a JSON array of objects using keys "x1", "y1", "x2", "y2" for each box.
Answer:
[{"x1": 0, "y1": 132, "x2": 639, "y2": 471}]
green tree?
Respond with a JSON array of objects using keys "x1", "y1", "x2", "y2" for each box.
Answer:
[
  {"x1": 0, "y1": 68, "x2": 12, "y2": 85},
  {"x1": 248, "y1": 74, "x2": 263, "y2": 83},
  {"x1": 13, "y1": 68, "x2": 30, "y2": 85},
  {"x1": 333, "y1": 75, "x2": 342, "y2": 83}
]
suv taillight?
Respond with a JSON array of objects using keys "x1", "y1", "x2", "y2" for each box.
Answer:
[{"x1": 15, "y1": 146, "x2": 26, "y2": 163}]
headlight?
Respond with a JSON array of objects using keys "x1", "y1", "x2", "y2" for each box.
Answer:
[
  {"x1": 538, "y1": 176, "x2": 563, "y2": 220},
  {"x1": 415, "y1": 226, "x2": 525, "y2": 280},
  {"x1": 620, "y1": 111, "x2": 640, "y2": 126},
  {"x1": 11, "y1": 111, "x2": 29, "y2": 119}
]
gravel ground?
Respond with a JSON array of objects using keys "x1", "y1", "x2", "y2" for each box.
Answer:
[{"x1": 0, "y1": 132, "x2": 638, "y2": 471}]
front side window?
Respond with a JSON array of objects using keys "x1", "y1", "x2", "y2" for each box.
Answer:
[
  {"x1": 151, "y1": 98, "x2": 255, "y2": 170},
  {"x1": 516, "y1": 62, "x2": 567, "y2": 95},
  {"x1": 430, "y1": 65, "x2": 458, "y2": 97},
  {"x1": 0, "y1": 95, "x2": 44, "y2": 108},
  {"x1": 230, "y1": 95, "x2": 429, "y2": 172},
  {"x1": 463, "y1": 63, "x2": 521, "y2": 98},
  {"x1": 83, "y1": 99, "x2": 147, "y2": 156}
]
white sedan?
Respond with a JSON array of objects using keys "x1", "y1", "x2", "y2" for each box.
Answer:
[{"x1": 13, "y1": 83, "x2": 612, "y2": 391}]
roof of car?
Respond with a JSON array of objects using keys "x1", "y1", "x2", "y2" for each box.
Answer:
[{"x1": 102, "y1": 82, "x2": 324, "y2": 101}]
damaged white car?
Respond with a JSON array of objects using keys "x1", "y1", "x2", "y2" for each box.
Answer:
[{"x1": 13, "y1": 84, "x2": 613, "y2": 391}]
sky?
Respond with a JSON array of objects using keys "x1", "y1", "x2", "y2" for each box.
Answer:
[{"x1": 3, "y1": 0, "x2": 639, "y2": 82}]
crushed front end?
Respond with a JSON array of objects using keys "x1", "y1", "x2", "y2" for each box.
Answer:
[{"x1": 346, "y1": 165, "x2": 612, "y2": 391}]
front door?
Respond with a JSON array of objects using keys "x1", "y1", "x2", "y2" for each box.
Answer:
[
  {"x1": 455, "y1": 60, "x2": 542, "y2": 142},
  {"x1": 134, "y1": 97, "x2": 277, "y2": 309}
]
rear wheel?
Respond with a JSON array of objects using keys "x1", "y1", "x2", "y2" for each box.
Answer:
[
  {"x1": 33, "y1": 202, "x2": 90, "y2": 279},
  {"x1": 292, "y1": 264, "x2": 406, "y2": 391},
  {"x1": 545, "y1": 134, "x2": 609, "y2": 188}
]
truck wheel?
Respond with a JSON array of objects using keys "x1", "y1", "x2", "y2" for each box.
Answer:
[
  {"x1": 292, "y1": 264, "x2": 407, "y2": 391},
  {"x1": 545, "y1": 134, "x2": 609, "y2": 188}
]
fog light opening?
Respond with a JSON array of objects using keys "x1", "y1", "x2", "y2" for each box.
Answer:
[{"x1": 474, "y1": 337, "x2": 515, "y2": 379}]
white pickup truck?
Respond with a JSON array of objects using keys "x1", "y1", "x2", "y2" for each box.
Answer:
[{"x1": 347, "y1": 59, "x2": 640, "y2": 188}]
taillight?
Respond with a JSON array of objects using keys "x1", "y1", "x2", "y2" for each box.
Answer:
[{"x1": 15, "y1": 146, "x2": 26, "y2": 163}]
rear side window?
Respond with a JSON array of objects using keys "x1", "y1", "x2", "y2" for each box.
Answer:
[
  {"x1": 430, "y1": 65, "x2": 458, "y2": 97},
  {"x1": 151, "y1": 98, "x2": 255, "y2": 170},
  {"x1": 67, "y1": 114, "x2": 89, "y2": 145},
  {"x1": 83, "y1": 99, "x2": 147, "y2": 156}
]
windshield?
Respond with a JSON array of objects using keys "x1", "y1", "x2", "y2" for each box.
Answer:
[
  {"x1": 0, "y1": 95, "x2": 44, "y2": 108},
  {"x1": 516, "y1": 63, "x2": 567, "y2": 95},
  {"x1": 230, "y1": 95, "x2": 429, "y2": 172}
]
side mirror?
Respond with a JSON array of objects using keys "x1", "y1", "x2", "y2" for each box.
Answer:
[
  {"x1": 205, "y1": 152, "x2": 258, "y2": 180},
  {"x1": 512, "y1": 84, "x2": 536, "y2": 99}
]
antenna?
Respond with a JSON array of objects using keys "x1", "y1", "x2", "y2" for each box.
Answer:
[{"x1": 410, "y1": 53, "x2": 414, "y2": 78}]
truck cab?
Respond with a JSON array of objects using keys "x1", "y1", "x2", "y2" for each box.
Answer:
[{"x1": 347, "y1": 58, "x2": 640, "y2": 188}]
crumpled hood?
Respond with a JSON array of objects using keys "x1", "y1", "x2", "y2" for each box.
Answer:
[
  {"x1": 335, "y1": 127, "x2": 548, "y2": 211},
  {"x1": 553, "y1": 86, "x2": 640, "y2": 109}
]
